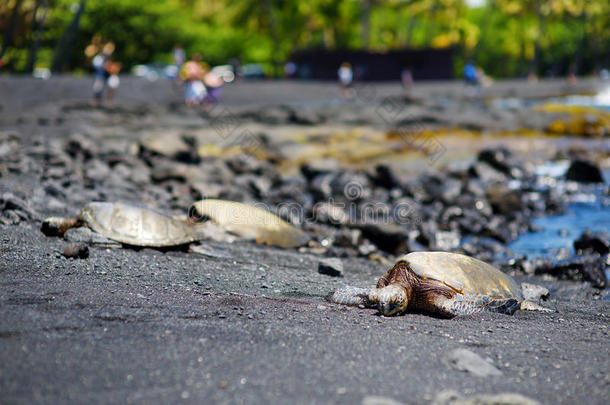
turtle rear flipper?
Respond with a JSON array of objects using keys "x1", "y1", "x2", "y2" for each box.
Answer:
[
  {"x1": 328, "y1": 285, "x2": 374, "y2": 307},
  {"x1": 434, "y1": 294, "x2": 520, "y2": 317},
  {"x1": 520, "y1": 300, "x2": 553, "y2": 312}
]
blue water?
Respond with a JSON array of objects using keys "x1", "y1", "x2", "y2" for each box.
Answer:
[
  {"x1": 498, "y1": 87, "x2": 610, "y2": 281},
  {"x1": 508, "y1": 199, "x2": 610, "y2": 259}
]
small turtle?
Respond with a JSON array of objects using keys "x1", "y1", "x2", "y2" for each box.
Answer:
[
  {"x1": 330, "y1": 252, "x2": 550, "y2": 317},
  {"x1": 42, "y1": 202, "x2": 202, "y2": 247},
  {"x1": 189, "y1": 199, "x2": 310, "y2": 249}
]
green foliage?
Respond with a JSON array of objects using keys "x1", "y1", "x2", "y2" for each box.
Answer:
[{"x1": 0, "y1": 0, "x2": 608, "y2": 76}]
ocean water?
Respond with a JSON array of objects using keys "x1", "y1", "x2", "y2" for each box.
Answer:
[
  {"x1": 508, "y1": 198, "x2": 610, "y2": 259},
  {"x1": 509, "y1": 163, "x2": 609, "y2": 257},
  {"x1": 544, "y1": 85, "x2": 610, "y2": 111}
]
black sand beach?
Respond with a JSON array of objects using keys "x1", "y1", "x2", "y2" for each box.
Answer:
[{"x1": 1, "y1": 76, "x2": 609, "y2": 404}]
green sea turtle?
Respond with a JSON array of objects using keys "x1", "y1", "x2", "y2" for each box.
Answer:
[
  {"x1": 189, "y1": 199, "x2": 310, "y2": 249},
  {"x1": 42, "y1": 200, "x2": 310, "y2": 249},
  {"x1": 42, "y1": 202, "x2": 202, "y2": 247},
  {"x1": 329, "y1": 251, "x2": 550, "y2": 317}
]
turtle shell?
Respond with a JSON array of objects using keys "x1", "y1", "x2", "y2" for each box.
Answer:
[
  {"x1": 401, "y1": 251, "x2": 522, "y2": 300},
  {"x1": 190, "y1": 199, "x2": 310, "y2": 248},
  {"x1": 81, "y1": 202, "x2": 201, "y2": 247}
]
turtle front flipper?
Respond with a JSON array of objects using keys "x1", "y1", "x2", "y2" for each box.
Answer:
[
  {"x1": 328, "y1": 285, "x2": 376, "y2": 307},
  {"x1": 434, "y1": 294, "x2": 520, "y2": 317}
]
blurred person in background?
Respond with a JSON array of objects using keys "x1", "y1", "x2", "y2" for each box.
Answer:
[
  {"x1": 401, "y1": 67, "x2": 413, "y2": 96},
  {"x1": 463, "y1": 61, "x2": 478, "y2": 87},
  {"x1": 173, "y1": 44, "x2": 185, "y2": 69},
  {"x1": 203, "y1": 69, "x2": 224, "y2": 106},
  {"x1": 181, "y1": 53, "x2": 208, "y2": 106},
  {"x1": 338, "y1": 62, "x2": 353, "y2": 98},
  {"x1": 91, "y1": 41, "x2": 115, "y2": 106},
  {"x1": 105, "y1": 58, "x2": 121, "y2": 104}
]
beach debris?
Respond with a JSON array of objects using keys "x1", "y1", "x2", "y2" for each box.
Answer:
[
  {"x1": 329, "y1": 252, "x2": 552, "y2": 317},
  {"x1": 189, "y1": 199, "x2": 310, "y2": 248}
]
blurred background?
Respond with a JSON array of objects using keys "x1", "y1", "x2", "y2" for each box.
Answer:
[{"x1": 1, "y1": 0, "x2": 609, "y2": 80}]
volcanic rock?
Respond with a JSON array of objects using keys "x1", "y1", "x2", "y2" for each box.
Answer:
[
  {"x1": 565, "y1": 159, "x2": 604, "y2": 183},
  {"x1": 318, "y1": 258, "x2": 344, "y2": 277}
]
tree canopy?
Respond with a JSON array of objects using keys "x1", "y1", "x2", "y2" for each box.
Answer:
[{"x1": 0, "y1": 0, "x2": 608, "y2": 77}]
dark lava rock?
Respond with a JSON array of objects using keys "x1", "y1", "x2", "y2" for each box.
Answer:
[
  {"x1": 392, "y1": 197, "x2": 423, "y2": 226},
  {"x1": 486, "y1": 184, "x2": 523, "y2": 215},
  {"x1": 369, "y1": 164, "x2": 402, "y2": 190},
  {"x1": 63, "y1": 243, "x2": 89, "y2": 259},
  {"x1": 174, "y1": 150, "x2": 201, "y2": 165},
  {"x1": 480, "y1": 216, "x2": 515, "y2": 243},
  {"x1": 309, "y1": 173, "x2": 334, "y2": 201},
  {"x1": 355, "y1": 223, "x2": 408, "y2": 254},
  {"x1": 565, "y1": 159, "x2": 604, "y2": 183},
  {"x1": 535, "y1": 254, "x2": 607, "y2": 289},
  {"x1": 255, "y1": 105, "x2": 294, "y2": 124},
  {"x1": 233, "y1": 174, "x2": 272, "y2": 198},
  {"x1": 464, "y1": 178, "x2": 487, "y2": 197},
  {"x1": 312, "y1": 203, "x2": 349, "y2": 225},
  {"x1": 574, "y1": 231, "x2": 610, "y2": 256},
  {"x1": 300, "y1": 159, "x2": 341, "y2": 181},
  {"x1": 333, "y1": 228, "x2": 362, "y2": 247},
  {"x1": 468, "y1": 162, "x2": 507, "y2": 184},
  {"x1": 65, "y1": 135, "x2": 96, "y2": 161},
  {"x1": 415, "y1": 174, "x2": 461, "y2": 204},
  {"x1": 478, "y1": 147, "x2": 513, "y2": 175},
  {"x1": 460, "y1": 236, "x2": 509, "y2": 263},
  {"x1": 318, "y1": 258, "x2": 344, "y2": 277},
  {"x1": 150, "y1": 165, "x2": 188, "y2": 183},
  {"x1": 477, "y1": 147, "x2": 530, "y2": 179}
]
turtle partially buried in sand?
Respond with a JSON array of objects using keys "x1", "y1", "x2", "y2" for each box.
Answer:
[
  {"x1": 189, "y1": 199, "x2": 310, "y2": 249},
  {"x1": 42, "y1": 200, "x2": 309, "y2": 248},
  {"x1": 330, "y1": 252, "x2": 551, "y2": 317}
]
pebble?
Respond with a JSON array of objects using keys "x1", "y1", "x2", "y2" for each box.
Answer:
[
  {"x1": 362, "y1": 395, "x2": 405, "y2": 405},
  {"x1": 63, "y1": 243, "x2": 89, "y2": 259},
  {"x1": 445, "y1": 348, "x2": 502, "y2": 377}
]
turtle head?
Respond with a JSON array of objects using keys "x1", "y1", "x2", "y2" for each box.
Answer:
[{"x1": 376, "y1": 285, "x2": 408, "y2": 316}]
